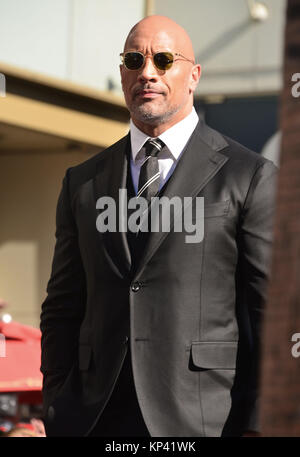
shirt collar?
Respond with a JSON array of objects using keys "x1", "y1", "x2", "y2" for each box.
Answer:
[{"x1": 130, "y1": 107, "x2": 199, "y2": 162}]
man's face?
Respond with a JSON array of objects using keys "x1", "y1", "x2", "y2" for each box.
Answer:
[{"x1": 120, "y1": 27, "x2": 199, "y2": 131}]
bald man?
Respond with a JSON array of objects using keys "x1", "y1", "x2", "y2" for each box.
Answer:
[{"x1": 40, "y1": 16, "x2": 277, "y2": 437}]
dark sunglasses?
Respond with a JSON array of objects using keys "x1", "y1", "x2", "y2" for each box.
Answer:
[{"x1": 120, "y1": 51, "x2": 195, "y2": 71}]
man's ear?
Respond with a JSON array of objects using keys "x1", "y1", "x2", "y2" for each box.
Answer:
[
  {"x1": 189, "y1": 64, "x2": 201, "y2": 93},
  {"x1": 119, "y1": 64, "x2": 125, "y2": 91}
]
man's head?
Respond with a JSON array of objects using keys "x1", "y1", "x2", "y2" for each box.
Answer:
[{"x1": 120, "y1": 15, "x2": 201, "y2": 136}]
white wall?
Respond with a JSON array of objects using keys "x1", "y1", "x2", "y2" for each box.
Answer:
[
  {"x1": 0, "y1": 0, "x2": 71, "y2": 79},
  {"x1": 70, "y1": 0, "x2": 144, "y2": 91}
]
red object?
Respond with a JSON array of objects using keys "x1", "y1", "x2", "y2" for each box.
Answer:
[
  {"x1": 0, "y1": 320, "x2": 42, "y2": 395},
  {"x1": 14, "y1": 422, "x2": 35, "y2": 431}
]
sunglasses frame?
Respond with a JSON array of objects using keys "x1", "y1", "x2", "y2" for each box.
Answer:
[{"x1": 120, "y1": 51, "x2": 195, "y2": 71}]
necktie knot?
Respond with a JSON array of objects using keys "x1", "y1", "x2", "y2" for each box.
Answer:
[{"x1": 144, "y1": 138, "x2": 164, "y2": 157}]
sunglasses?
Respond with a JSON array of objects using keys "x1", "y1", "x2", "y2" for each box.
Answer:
[{"x1": 120, "y1": 51, "x2": 195, "y2": 71}]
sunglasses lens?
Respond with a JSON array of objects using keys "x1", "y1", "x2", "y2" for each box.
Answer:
[
  {"x1": 124, "y1": 52, "x2": 144, "y2": 70},
  {"x1": 154, "y1": 52, "x2": 173, "y2": 70}
]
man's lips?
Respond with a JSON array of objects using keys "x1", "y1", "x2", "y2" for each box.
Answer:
[{"x1": 134, "y1": 88, "x2": 164, "y2": 99}]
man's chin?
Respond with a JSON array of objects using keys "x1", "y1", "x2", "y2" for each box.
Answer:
[
  {"x1": 132, "y1": 105, "x2": 171, "y2": 125},
  {"x1": 133, "y1": 110, "x2": 164, "y2": 125}
]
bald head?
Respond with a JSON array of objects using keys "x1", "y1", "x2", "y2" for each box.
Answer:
[
  {"x1": 120, "y1": 15, "x2": 201, "y2": 136},
  {"x1": 124, "y1": 15, "x2": 195, "y2": 62}
]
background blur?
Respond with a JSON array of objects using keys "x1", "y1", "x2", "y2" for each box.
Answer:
[{"x1": 0, "y1": 0, "x2": 286, "y2": 327}]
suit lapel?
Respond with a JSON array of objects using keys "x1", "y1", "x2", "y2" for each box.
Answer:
[
  {"x1": 134, "y1": 120, "x2": 230, "y2": 278},
  {"x1": 94, "y1": 134, "x2": 132, "y2": 278}
]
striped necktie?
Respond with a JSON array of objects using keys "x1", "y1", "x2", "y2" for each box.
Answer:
[{"x1": 137, "y1": 138, "x2": 164, "y2": 203}]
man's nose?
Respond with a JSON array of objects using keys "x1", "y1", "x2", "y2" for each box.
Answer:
[{"x1": 137, "y1": 56, "x2": 159, "y2": 83}]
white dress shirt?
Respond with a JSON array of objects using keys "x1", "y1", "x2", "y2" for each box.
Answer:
[{"x1": 130, "y1": 107, "x2": 199, "y2": 194}]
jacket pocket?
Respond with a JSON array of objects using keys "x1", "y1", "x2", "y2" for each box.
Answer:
[
  {"x1": 190, "y1": 341, "x2": 238, "y2": 370},
  {"x1": 78, "y1": 344, "x2": 92, "y2": 371}
]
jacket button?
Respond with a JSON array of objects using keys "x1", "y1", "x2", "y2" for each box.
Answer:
[
  {"x1": 131, "y1": 281, "x2": 141, "y2": 292},
  {"x1": 124, "y1": 336, "x2": 129, "y2": 344}
]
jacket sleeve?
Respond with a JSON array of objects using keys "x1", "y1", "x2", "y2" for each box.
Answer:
[
  {"x1": 40, "y1": 168, "x2": 86, "y2": 407},
  {"x1": 237, "y1": 159, "x2": 278, "y2": 432}
]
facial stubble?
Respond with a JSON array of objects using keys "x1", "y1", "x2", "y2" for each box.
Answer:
[{"x1": 129, "y1": 96, "x2": 183, "y2": 126}]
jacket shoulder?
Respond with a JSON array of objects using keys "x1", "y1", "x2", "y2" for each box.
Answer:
[
  {"x1": 221, "y1": 134, "x2": 278, "y2": 182},
  {"x1": 196, "y1": 120, "x2": 275, "y2": 172},
  {"x1": 64, "y1": 134, "x2": 129, "y2": 192},
  {"x1": 223, "y1": 135, "x2": 264, "y2": 163},
  {"x1": 196, "y1": 120, "x2": 278, "y2": 190}
]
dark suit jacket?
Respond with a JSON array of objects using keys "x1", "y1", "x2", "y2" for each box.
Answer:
[{"x1": 40, "y1": 119, "x2": 277, "y2": 437}]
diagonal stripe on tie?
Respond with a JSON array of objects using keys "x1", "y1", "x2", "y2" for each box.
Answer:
[
  {"x1": 136, "y1": 172, "x2": 161, "y2": 198},
  {"x1": 137, "y1": 138, "x2": 164, "y2": 203},
  {"x1": 148, "y1": 139, "x2": 163, "y2": 151}
]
